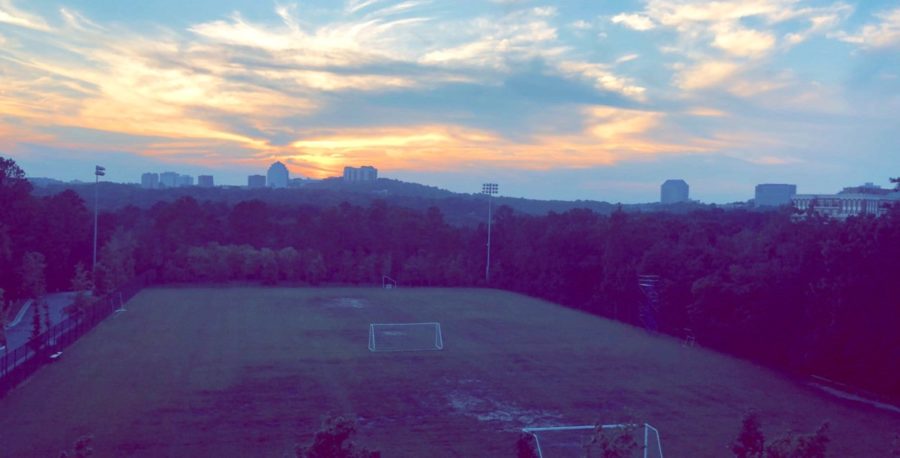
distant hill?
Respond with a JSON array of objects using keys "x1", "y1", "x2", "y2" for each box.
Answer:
[
  {"x1": 30, "y1": 176, "x2": 712, "y2": 226},
  {"x1": 27, "y1": 177, "x2": 68, "y2": 187}
]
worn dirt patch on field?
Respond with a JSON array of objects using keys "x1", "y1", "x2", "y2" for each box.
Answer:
[
  {"x1": 441, "y1": 378, "x2": 563, "y2": 431},
  {"x1": 310, "y1": 297, "x2": 369, "y2": 309}
]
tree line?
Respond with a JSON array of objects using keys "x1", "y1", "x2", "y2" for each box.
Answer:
[{"x1": 2, "y1": 157, "x2": 898, "y2": 401}]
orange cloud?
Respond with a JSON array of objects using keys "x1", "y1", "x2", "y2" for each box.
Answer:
[{"x1": 280, "y1": 107, "x2": 722, "y2": 178}]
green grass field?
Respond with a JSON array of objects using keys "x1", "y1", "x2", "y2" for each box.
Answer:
[{"x1": 0, "y1": 287, "x2": 897, "y2": 457}]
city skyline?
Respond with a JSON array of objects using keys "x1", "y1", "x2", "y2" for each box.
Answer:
[
  {"x1": 29, "y1": 161, "x2": 900, "y2": 208},
  {"x1": 2, "y1": 0, "x2": 899, "y2": 202}
]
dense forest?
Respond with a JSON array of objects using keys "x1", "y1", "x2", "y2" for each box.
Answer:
[{"x1": 2, "y1": 157, "x2": 899, "y2": 401}]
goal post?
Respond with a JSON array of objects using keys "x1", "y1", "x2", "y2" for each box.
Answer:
[
  {"x1": 522, "y1": 423, "x2": 663, "y2": 458},
  {"x1": 368, "y1": 322, "x2": 443, "y2": 352},
  {"x1": 382, "y1": 275, "x2": 398, "y2": 289}
]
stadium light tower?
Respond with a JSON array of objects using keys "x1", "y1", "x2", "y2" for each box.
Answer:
[
  {"x1": 93, "y1": 165, "x2": 105, "y2": 272},
  {"x1": 482, "y1": 183, "x2": 499, "y2": 283}
]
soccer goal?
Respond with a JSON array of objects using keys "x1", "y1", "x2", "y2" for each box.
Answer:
[
  {"x1": 522, "y1": 423, "x2": 663, "y2": 458},
  {"x1": 368, "y1": 322, "x2": 443, "y2": 352},
  {"x1": 382, "y1": 275, "x2": 398, "y2": 289}
]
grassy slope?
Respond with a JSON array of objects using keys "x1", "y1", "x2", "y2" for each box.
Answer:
[{"x1": 0, "y1": 287, "x2": 896, "y2": 457}]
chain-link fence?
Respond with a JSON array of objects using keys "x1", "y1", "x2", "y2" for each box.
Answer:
[{"x1": 0, "y1": 272, "x2": 153, "y2": 398}]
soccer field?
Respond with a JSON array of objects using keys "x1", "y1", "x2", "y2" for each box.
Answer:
[{"x1": 0, "y1": 287, "x2": 897, "y2": 457}]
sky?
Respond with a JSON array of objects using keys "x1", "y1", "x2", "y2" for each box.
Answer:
[{"x1": 1, "y1": 0, "x2": 898, "y2": 203}]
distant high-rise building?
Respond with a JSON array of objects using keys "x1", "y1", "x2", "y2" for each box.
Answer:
[
  {"x1": 159, "y1": 171, "x2": 178, "y2": 188},
  {"x1": 343, "y1": 165, "x2": 378, "y2": 182},
  {"x1": 267, "y1": 161, "x2": 289, "y2": 188},
  {"x1": 177, "y1": 174, "x2": 194, "y2": 187},
  {"x1": 198, "y1": 175, "x2": 214, "y2": 188},
  {"x1": 360, "y1": 166, "x2": 377, "y2": 181},
  {"x1": 343, "y1": 167, "x2": 356, "y2": 181},
  {"x1": 755, "y1": 184, "x2": 797, "y2": 207},
  {"x1": 141, "y1": 172, "x2": 159, "y2": 189},
  {"x1": 661, "y1": 179, "x2": 689, "y2": 204},
  {"x1": 248, "y1": 174, "x2": 266, "y2": 188},
  {"x1": 840, "y1": 182, "x2": 892, "y2": 195}
]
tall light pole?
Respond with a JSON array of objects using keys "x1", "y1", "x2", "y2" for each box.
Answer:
[
  {"x1": 93, "y1": 165, "x2": 105, "y2": 272},
  {"x1": 482, "y1": 183, "x2": 498, "y2": 283}
]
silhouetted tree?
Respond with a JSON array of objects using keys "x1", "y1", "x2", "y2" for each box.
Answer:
[
  {"x1": 732, "y1": 412, "x2": 765, "y2": 458},
  {"x1": 732, "y1": 412, "x2": 829, "y2": 458},
  {"x1": 59, "y1": 434, "x2": 93, "y2": 458},
  {"x1": 37, "y1": 190, "x2": 90, "y2": 290},
  {"x1": 94, "y1": 229, "x2": 136, "y2": 294},
  {"x1": 765, "y1": 423, "x2": 829, "y2": 458},
  {"x1": 0, "y1": 156, "x2": 32, "y2": 224},
  {"x1": 583, "y1": 424, "x2": 640, "y2": 458},
  {"x1": 259, "y1": 248, "x2": 279, "y2": 285},
  {"x1": 277, "y1": 247, "x2": 300, "y2": 281},
  {"x1": 515, "y1": 433, "x2": 539, "y2": 458},
  {"x1": 296, "y1": 415, "x2": 379, "y2": 458},
  {"x1": 229, "y1": 199, "x2": 271, "y2": 247}
]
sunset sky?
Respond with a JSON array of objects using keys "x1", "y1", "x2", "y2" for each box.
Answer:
[{"x1": 1, "y1": 0, "x2": 898, "y2": 202}]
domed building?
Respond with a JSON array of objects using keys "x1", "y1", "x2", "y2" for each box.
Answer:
[{"x1": 266, "y1": 161, "x2": 289, "y2": 189}]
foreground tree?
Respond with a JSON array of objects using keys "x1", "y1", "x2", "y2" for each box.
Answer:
[
  {"x1": 765, "y1": 424, "x2": 829, "y2": 458},
  {"x1": 732, "y1": 412, "x2": 829, "y2": 458},
  {"x1": 59, "y1": 435, "x2": 93, "y2": 458},
  {"x1": 515, "y1": 433, "x2": 539, "y2": 458},
  {"x1": 583, "y1": 424, "x2": 640, "y2": 458},
  {"x1": 296, "y1": 415, "x2": 380, "y2": 458},
  {"x1": 732, "y1": 412, "x2": 765, "y2": 458}
]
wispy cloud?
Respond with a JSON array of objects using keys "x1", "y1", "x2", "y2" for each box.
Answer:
[
  {"x1": 835, "y1": 7, "x2": 900, "y2": 49},
  {"x1": 614, "y1": 0, "x2": 854, "y2": 59},
  {"x1": 0, "y1": 0, "x2": 49, "y2": 30},
  {"x1": 347, "y1": 0, "x2": 386, "y2": 14}
]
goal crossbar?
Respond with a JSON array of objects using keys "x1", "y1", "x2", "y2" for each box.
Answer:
[
  {"x1": 522, "y1": 423, "x2": 663, "y2": 458},
  {"x1": 368, "y1": 322, "x2": 444, "y2": 352}
]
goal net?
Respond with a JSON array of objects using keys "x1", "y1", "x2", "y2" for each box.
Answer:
[
  {"x1": 368, "y1": 322, "x2": 443, "y2": 352},
  {"x1": 522, "y1": 423, "x2": 663, "y2": 458}
]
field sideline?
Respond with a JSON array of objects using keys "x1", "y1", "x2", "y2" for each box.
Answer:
[{"x1": 0, "y1": 287, "x2": 897, "y2": 456}]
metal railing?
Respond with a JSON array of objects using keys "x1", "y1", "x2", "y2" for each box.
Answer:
[{"x1": 0, "y1": 272, "x2": 153, "y2": 398}]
